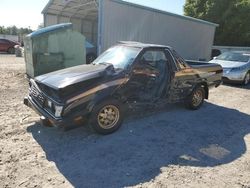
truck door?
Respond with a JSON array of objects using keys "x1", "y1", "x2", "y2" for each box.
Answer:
[
  {"x1": 125, "y1": 49, "x2": 169, "y2": 102},
  {"x1": 167, "y1": 50, "x2": 197, "y2": 101}
]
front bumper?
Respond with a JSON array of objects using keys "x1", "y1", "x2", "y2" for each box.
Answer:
[
  {"x1": 24, "y1": 96, "x2": 65, "y2": 126},
  {"x1": 24, "y1": 96, "x2": 86, "y2": 128}
]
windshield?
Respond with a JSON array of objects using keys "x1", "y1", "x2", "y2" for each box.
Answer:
[
  {"x1": 216, "y1": 52, "x2": 250, "y2": 63},
  {"x1": 93, "y1": 45, "x2": 141, "y2": 69}
]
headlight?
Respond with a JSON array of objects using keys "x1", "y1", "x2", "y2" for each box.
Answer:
[
  {"x1": 54, "y1": 105, "x2": 63, "y2": 117},
  {"x1": 45, "y1": 99, "x2": 63, "y2": 117},
  {"x1": 45, "y1": 99, "x2": 53, "y2": 109},
  {"x1": 231, "y1": 64, "x2": 248, "y2": 72},
  {"x1": 47, "y1": 100, "x2": 52, "y2": 108}
]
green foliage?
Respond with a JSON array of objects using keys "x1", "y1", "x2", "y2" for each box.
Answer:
[
  {"x1": 184, "y1": 0, "x2": 250, "y2": 46},
  {"x1": 0, "y1": 26, "x2": 33, "y2": 36}
]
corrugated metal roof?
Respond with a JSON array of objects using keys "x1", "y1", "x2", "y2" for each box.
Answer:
[
  {"x1": 112, "y1": 0, "x2": 218, "y2": 27},
  {"x1": 42, "y1": 0, "x2": 98, "y2": 21},
  {"x1": 42, "y1": 0, "x2": 218, "y2": 27}
]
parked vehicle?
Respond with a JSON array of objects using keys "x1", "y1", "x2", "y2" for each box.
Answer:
[
  {"x1": 85, "y1": 40, "x2": 97, "y2": 64},
  {"x1": 209, "y1": 51, "x2": 250, "y2": 85},
  {"x1": 0, "y1": 38, "x2": 20, "y2": 54},
  {"x1": 24, "y1": 42, "x2": 222, "y2": 134},
  {"x1": 211, "y1": 46, "x2": 250, "y2": 59}
]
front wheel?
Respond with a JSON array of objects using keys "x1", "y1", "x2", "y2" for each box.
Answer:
[
  {"x1": 243, "y1": 72, "x2": 250, "y2": 85},
  {"x1": 8, "y1": 47, "x2": 15, "y2": 54},
  {"x1": 89, "y1": 99, "x2": 124, "y2": 135},
  {"x1": 185, "y1": 86, "x2": 205, "y2": 110}
]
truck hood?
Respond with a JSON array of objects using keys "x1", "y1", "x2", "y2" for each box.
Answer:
[
  {"x1": 35, "y1": 64, "x2": 113, "y2": 89},
  {"x1": 209, "y1": 59, "x2": 247, "y2": 68}
]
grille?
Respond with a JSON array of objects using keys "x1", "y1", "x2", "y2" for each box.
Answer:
[{"x1": 30, "y1": 85, "x2": 45, "y2": 106}]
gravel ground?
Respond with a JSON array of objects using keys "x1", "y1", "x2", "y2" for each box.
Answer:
[{"x1": 0, "y1": 54, "x2": 249, "y2": 188}]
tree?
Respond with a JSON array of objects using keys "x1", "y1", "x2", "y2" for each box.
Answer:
[
  {"x1": 10, "y1": 26, "x2": 18, "y2": 35},
  {"x1": 184, "y1": 0, "x2": 250, "y2": 46},
  {"x1": 0, "y1": 26, "x2": 33, "y2": 35}
]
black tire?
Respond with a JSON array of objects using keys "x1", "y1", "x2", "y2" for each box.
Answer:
[
  {"x1": 243, "y1": 72, "x2": 250, "y2": 85},
  {"x1": 89, "y1": 99, "x2": 124, "y2": 135},
  {"x1": 185, "y1": 86, "x2": 205, "y2": 110},
  {"x1": 86, "y1": 53, "x2": 96, "y2": 64},
  {"x1": 7, "y1": 47, "x2": 15, "y2": 54}
]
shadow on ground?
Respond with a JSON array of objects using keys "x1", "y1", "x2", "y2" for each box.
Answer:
[
  {"x1": 27, "y1": 102, "x2": 250, "y2": 188},
  {"x1": 223, "y1": 82, "x2": 250, "y2": 90}
]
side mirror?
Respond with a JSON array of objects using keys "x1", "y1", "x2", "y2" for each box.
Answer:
[{"x1": 213, "y1": 56, "x2": 217, "y2": 60}]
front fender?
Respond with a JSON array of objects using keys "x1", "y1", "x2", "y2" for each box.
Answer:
[
  {"x1": 86, "y1": 86, "x2": 121, "y2": 112},
  {"x1": 63, "y1": 78, "x2": 128, "y2": 116}
]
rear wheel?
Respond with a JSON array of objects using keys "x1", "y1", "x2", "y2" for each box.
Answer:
[
  {"x1": 89, "y1": 99, "x2": 124, "y2": 134},
  {"x1": 185, "y1": 86, "x2": 205, "y2": 110},
  {"x1": 7, "y1": 47, "x2": 15, "y2": 54},
  {"x1": 243, "y1": 72, "x2": 250, "y2": 85}
]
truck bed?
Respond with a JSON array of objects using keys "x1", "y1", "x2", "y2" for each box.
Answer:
[
  {"x1": 186, "y1": 60, "x2": 212, "y2": 67},
  {"x1": 186, "y1": 60, "x2": 222, "y2": 72}
]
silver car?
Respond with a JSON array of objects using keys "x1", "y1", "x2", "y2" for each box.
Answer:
[{"x1": 209, "y1": 51, "x2": 250, "y2": 85}]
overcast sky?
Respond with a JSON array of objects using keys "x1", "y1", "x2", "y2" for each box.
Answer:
[{"x1": 0, "y1": 0, "x2": 185, "y2": 30}]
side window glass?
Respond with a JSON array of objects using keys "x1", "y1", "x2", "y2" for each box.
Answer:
[{"x1": 140, "y1": 50, "x2": 168, "y2": 68}]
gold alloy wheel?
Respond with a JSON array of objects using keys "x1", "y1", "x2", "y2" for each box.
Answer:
[
  {"x1": 192, "y1": 89, "x2": 203, "y2": 107},
  {"x1": 97, "y1": 105, "x2": 120, "y2": 129}
]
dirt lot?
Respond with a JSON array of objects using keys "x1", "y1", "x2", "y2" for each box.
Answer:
[{"x1": 0, "y1": 54, "x2": 250, "y2": 188}]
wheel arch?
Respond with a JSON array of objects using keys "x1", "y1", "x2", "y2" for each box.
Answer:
[{"x1": 86, "y1": 89, "x2": 125, "y2": 114}]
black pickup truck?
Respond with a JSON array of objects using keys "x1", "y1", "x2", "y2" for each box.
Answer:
[{"x1": 24, "y1": 42, "x2": 222, "y2": 134}]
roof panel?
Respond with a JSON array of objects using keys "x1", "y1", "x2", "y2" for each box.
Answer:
[
  {"x1": 42, "y1": 0, "x2": 98, "y2": 20},
  {"x1": 112, "y1": 0, "x2": 218, "y2": 27},
  {"x1": 42, "y1": 0, "x2": 217, "y2": 27}
]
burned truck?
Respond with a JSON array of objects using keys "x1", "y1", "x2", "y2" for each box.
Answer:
[{"x1": 24, "y1": 42, "x2": 222, "y2": 134}]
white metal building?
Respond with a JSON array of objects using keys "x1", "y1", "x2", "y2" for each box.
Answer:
[{"x1": 42, "y1": 0, "x2": 218, "y2": 60}]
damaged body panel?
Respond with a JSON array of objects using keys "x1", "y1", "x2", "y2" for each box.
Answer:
[{"x1": 24, "y1": 42, "x2": 222, "y2": 134}]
